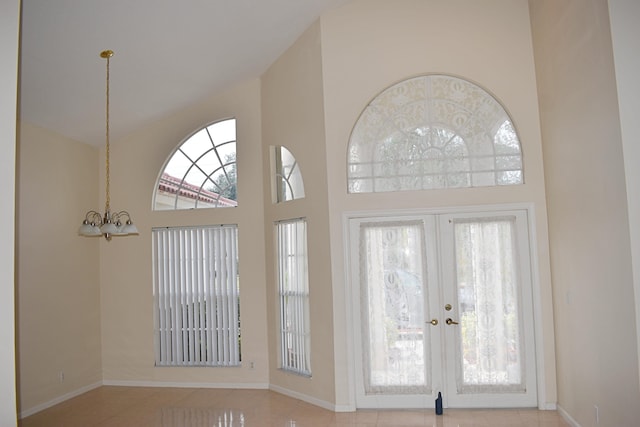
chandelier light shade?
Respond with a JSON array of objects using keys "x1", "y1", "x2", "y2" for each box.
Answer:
[{"x1": 78, "y1": 50, "x2": 138, "y2": 240}]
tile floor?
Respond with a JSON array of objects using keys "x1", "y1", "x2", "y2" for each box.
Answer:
[{"x1": 18, "y1": 386, "x2": 571, "y2": 427}]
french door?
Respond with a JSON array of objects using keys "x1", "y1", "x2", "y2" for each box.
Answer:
[{"x1": 349, "y1": 209, "x2": 537, "y2": 408}]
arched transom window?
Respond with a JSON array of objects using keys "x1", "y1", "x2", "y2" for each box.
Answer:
[
  {"x1": 348, "y1": 75, "x2": 523, "y2": 193},
  {"x1": 154, "y1": 118, "x2": 237, "y2": 210}
]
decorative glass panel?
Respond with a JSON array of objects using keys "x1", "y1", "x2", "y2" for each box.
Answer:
[{"x1": 348, "y1": 75, "x2": 523, "y2": 193}]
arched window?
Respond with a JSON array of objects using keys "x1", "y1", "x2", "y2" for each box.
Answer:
[
  {"x1": 347, "y1": 75, "x2": 523, "y2": 193},
  {"x1": 154, "y1": 118, "x2": 237, "y2": 210},
  {"x1": 271, "y1": 145, "x2": 305, "y2": 203}
]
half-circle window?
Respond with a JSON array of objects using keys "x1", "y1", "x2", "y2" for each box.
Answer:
[
  {"x1": 154, "y1": 118, "x2": 237, "y2": 210},
  {"x1": 347, "y1": 75, "x2": 523, "y2": 193}
]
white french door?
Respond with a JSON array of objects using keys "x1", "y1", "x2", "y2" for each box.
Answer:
[{"x1": 349, "y1": 209, "x2": 537, "y2": 409}]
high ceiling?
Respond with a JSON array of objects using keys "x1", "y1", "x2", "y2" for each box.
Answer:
[{"x1": 19, "y1": 0, "x2": 350, "y2": 146}]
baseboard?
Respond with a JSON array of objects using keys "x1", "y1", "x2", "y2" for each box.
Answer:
[
  {"x1": 19, "y1": 381, "x2": 103, "y2": 419},
  {"x1": 539, "y1": 402, "x2": 557, "y2": 410},
  {"x1": 20, "y1": 380, "x2": 269, "y2": 418},
  {"x1": 102, "y1": 379, "x2": 269, "y2": 389},
  {"x1": 557, "y1": 404, "x2": 581, "y2": 427},
  {"x1": 268, "y1": 383, "x2": 352, "y2": 412},
  {"x1": 105, "y1": 380, "x2": 355, "y2": 412}
]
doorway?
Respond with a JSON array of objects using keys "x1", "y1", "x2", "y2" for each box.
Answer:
[{"x1": 348, "y1": 209, "x2": 537, "y2": 408}]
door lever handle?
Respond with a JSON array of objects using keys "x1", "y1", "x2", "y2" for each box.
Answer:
[
  {"x1": 429, "y1": 319, "x2": 438, "y2": 326},
  {"x1": 445, "y1": 318, "x2": 459, "y2": 325}
]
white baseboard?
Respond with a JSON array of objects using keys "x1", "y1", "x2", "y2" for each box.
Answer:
[
  {"x1": 557, "y1": 404, "x2": 581, "y2": 427},
  {"x1": 268, "y1": 383, "x2": 354, "y2": 412},
  {"x1": 19, "y1": 381, "x2": 103, "y2": 419},
  {"x1": 539, "y1": 402, "x2": 557, "y2": 410},
  {"x1": 20, "y1": 380, "x2": 269, "y2": 418},
  {"x1": 102, "y1": 379, "x2": 269, "y2": 389}
]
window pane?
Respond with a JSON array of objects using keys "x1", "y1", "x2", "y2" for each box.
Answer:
[
  {"x1": 453, "y1": 218, "x2": 525, "y2": 393},
  {"x1": 347, "y1": 75, "x2": 523, "y2": 193},
  {"x1": 360, "y1": 222, "x2": 428, "y2": 394},
  {"x1": 180, "y1": 129, "x2": 213, "y2": 161},
  {"x1": 208, "y1": 119, "x2": 236, "y2": 144},
  {"x1": 272, "y1": 146, "x2": 305, "y2": 203},
  {"x1": 276, "y1": 219, "x2": 311, "y2": 375},
  {"x1": 164, "y1": 150, "x2": 191, "y2": 180},
  {"x1": 153, "y1": 119, "x2": 238, "y2": 210}
]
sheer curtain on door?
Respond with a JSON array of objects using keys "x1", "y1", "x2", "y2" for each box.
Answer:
[
  {"x1": 453, "y1": 217, "x2": 526, "y2": 394},
  {"x1": 360, "y1": 221, "x2": 430, "y2": 395}
]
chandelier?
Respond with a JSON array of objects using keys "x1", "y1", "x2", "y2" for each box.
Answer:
[{"x1": 78, "y1": 50, "x2": 138, "y2": 240}]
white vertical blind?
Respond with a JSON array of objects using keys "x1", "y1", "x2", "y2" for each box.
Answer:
[
  {"x1": 152, "y1": 225, "x2": 240, "y2": 366},
  {"x1": 276, "y1": 219, "x2": 311, "y2": 376}
]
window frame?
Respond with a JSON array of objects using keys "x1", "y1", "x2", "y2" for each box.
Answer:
[
  {"x1": 271, "y1": 145, "x2": 305, "y2": 203},
  {"x1": 153, "y1": 118, "x2": 238, "y2": 211},
  {"x1": 275, "y1": 218, "x2": 312, "y2": 376}
]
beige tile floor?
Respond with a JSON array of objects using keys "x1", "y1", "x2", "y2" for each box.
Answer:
[{"x1": 18, "y1": 386, "x2": 571, "y2": 427}]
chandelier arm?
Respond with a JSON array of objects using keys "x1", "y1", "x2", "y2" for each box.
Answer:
[
  {"x1": 83, "y1": 210, "x2": 104, "y2": 226},
  {"x1": 112, "y1": 210, "x2": 133, "y2": 219}
]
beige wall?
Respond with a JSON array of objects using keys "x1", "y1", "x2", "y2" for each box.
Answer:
[
  {"x1": 319, "y1": 0, "x2": 556, "y2": 408},
  {"x1": 529, "y1": 0, "x2": 640, "y2": 425},
  {"x1": 261, "y1": 21, "x2": 336, "y2": 405},
  {"x1": 608, "y1": 0, "x2": 640, "y2": 388},
  {"x1": 16, "y1": 123, "x2": 102, "y2": 415},
  {"x1": 1, "y1": 0, "x2": 19, "y2": 424},
  {"x1": 99, "y1": 79, "x2": 269, "y2": 386},
  {"x1": 17, "y1": 0, "x2": 604, "y2": 417}
]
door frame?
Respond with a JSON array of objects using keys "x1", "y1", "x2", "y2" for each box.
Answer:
[{"x1": 342, "y1": 203, "x2": 550, "y2": 410}]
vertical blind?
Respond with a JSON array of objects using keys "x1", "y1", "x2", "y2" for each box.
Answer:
[
  {"x1": 276, "y1": 219, "x2": 311, "y2": 376},
  {"x1": 152, "y1": 225, "x2": 240, "y2": 366}
]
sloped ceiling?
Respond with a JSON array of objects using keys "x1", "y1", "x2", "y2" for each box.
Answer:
[{"x1": 19, "y1": 0, "x2": 349, "y2": 146}]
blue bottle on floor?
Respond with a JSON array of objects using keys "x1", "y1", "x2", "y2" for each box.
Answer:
[{"x1": 435, "y1": 392, "x2": 443, "y2": 415}]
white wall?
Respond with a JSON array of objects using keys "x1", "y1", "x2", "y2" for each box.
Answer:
[
  {"x1": 0, "y1": 0, "x2": 19, "y2": 424},
  {"x1": 529, "y1": 0, "x2": 640, "y2": 425},
  {"x1": 99, "y1": 79, "x2": 269, "y2": 388},
  {"x1": 261, "y1": 21, "x2": 336, "y2": 406},
  {"x1": 608, "y1": 0, "x2": 640, "y2": 390},
  {"x1": 320, "y1": 0, "x2": 556, "y2": 409},
  {"x1": 16, "y1": 124, "x2": 101, "y2": 415}
]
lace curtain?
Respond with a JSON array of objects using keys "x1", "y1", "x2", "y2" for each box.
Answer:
[
  {"x1": 453, "y1": 217, "x2": 526, "y2": 393},
  {"x1": 360, "y1": 221, "x2": 430, "y2": 395}
]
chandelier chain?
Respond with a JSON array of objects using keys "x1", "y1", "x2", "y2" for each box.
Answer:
[
  {"x1": 104, "y1": 52, "x2": 111, "y2": 213},
  {"x1": 78, "y1": 49, "x2": 138, "y2": 240}
]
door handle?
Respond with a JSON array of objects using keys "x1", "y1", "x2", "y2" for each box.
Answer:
[
  {"x1": 429, "y1": 319, "x2": 438, "y2": 326},
  {"x1": 445, "y1": 318, "x2": 459, "y2": 325}
]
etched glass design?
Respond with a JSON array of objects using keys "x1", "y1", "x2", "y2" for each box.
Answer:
[{"x1": 348, "y1": 75, "x2": 523, "y2": 193}]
